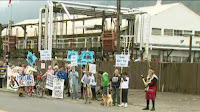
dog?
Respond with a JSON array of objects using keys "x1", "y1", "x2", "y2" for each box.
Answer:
[{"x1": 102, "y1": 94, "x2": 113, "y2": 107}]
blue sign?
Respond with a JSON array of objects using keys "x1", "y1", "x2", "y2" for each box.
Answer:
[
  {"x1": 26, "y1": 51, "x2": 37, "y2": 66},
  {"x1": 77, "y1": 55, "x2": 87, "y2": 65},
  {"x1": 67, "y1": 51, "x2": 78, "y2": 62},
  {"x1": 82, "y1": 51, "x2": 94, "y2": 63}
]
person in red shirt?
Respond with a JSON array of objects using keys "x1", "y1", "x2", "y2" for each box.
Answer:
[{"x1": 143, "y1": 68, "x2": 158, "y2": 111}]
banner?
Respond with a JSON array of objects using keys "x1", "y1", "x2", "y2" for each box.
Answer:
[
  {"x1": 0, "y1": 66, "x2": 7, "y2": 78},
  {"x1": 89, "y1": 64, "x2": 96, "y2": 74},
  {"x1": 52, "y1": 78, "x2": 64, "y2": 99},
  {"x1": 16, "y1": 74, "x2": 35, "y2": 87},
  {"x1": 115, "y1": 54, "x2": 130, "y2": 67},
  {"x1": 26, "y1": 51, "x2": 37, "y2": 66},
  {"x1": 7, "y1": 66, "x2": 18, "y2": 91},
  {"x1": 67, "y1": 51, "x2": 78, "y2": 62},
  {"x1": 77, "y1": 55, "x2": 87, "y2": 65},
  {"x1": 82, "y1": 51, "x2": 94, "y2": 63},
  {"x1": 40, "y1": 50, "x2": 52, "y2": 61},
  {"x1": 45, "y1": 74, "x2": 56, "y2": 90},
  {"x1": 71, "y1": 55, "x2": 78, "y2": 66}
]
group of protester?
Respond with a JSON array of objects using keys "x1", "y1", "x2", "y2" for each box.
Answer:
[{"x1": 0, "y1": 60, "x2": 158, "y2": 111}]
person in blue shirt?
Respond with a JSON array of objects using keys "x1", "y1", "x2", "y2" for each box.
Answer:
[
  {"x1": 68, "y1": 66, "x2": 79, "y2": 100},
  {"x1": 56, "y1": 66, "x2": 67, "y2": 80}
]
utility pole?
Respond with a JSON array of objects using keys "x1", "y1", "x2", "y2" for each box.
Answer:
[
  {"x1": 188, "y1": 35, "x2": 193, "y2": 62},
  {"x1": 116, "y1": 0, "x2": 121, "y2": 53},
  {"x1": 0, "y1": 24, "x2": 2, "y2": 58}
]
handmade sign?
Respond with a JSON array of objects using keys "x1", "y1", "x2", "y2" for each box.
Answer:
[
  {"x1": 40, "y1": 50, "x2": 52, "y2": 61},
  {"x1": 0, "y1": 66, "x2": 7, "y2": 78},
  {"x1": 82, "y1": 51, "x2": 94, "y2": 63},
  {"x1": 89, "y1": 64, "x2": 96, "y2": 74},
  {"x1": 26, "y1": 51, "x2": 37, "y2": 66},
  {"x1": 41, "y1": 63, "x2": 45, "y2": 69},
  {"x1": 67, "y1": 51, "x2": 78, "y2": 62},
  {"x1": 77, "y1": 55, "x2": 87, "y2": 65},
  {"x1": 115, "y1": 54, "x2": 130, "y2": 67},
  {"x1": 71, "y1": 55, "x2": 78, "y2": 66},
  {"x1": 15, "y1": 74, "x2": 35, "y2": 87},
  {"x1": 46, "y1": 74, "x2": 56, "y2": 90},
  {"x1": 7, "y1": 66, "x2": 18, "y2": 91},
  {"x1": 52, "y1": 78, "x2": 64, "y2": 99}
]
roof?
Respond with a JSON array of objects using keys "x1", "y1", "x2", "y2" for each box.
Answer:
[
  {"x1": 14, "y1": 19, "x2": 39, "y2": 26},
  {"x1": 137, "y1": 2, "x2": 180, "y2": 16}
]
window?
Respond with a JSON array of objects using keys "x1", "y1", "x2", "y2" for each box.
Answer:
[
  {"x1": 195, "y1": 31, "x2": 200, "y2": 37},
  {"x1": 174, "y1": 30, "x2": 183, "y2": 36},
  {"x1": 183, "y1": 30, "x2": 192, "y2": 35},
  {"x1": 164, "y1": 29, "x2": 173, "y2": 36},
  {"x1": 152, "y1": 28, "x2": 161, "y2": 35}
]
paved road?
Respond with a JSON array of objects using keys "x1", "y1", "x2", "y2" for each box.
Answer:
[{"x1": 0, "y1": 92, "x2": 139, "y2": 112}]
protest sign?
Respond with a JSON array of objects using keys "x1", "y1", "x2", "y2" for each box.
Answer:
[
  {"x1": 82, "y1": 51, "x2": 94, "y2": 63},
  {"x1": 45, "y1": 74, "x2": 56, "y2": 90},
  {"x1": 89, "y1": 64, "x2": 96, "y2": 74},
  {"x1": 77, "y1": 55, "x2": 87, "y2": 65},
  {"x1": 16, "y1": 74, "x2": 35, "y2": 87},
  {"x1": 7, "y1": 66, "x2": 18, "y2": 91},
  {"x1": 41, "y1": 63, "x2": 45, "y2": 69},
  {"x1": 40, "y1": 50, "x2": 52, "y2": 61},
  {"x1": 115, "y1": 54, "x2": 130, "y2": 67},
  {"x1": 71, "y1": 55, "x2": 78, "y2": 66},
  {"x1": 52, "y1": 78, "x2": 64, "y2": 99},
  {"x1": 67, "y1": 51, "x2": 78, "y2": 62},
  {"x1": 26, "y1": 51, "x2": 37, "y2": 66}
]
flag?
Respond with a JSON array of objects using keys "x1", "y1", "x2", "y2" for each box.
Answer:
[{"x1": 9, "y1": 0, "x2": 11, "y2": 4}]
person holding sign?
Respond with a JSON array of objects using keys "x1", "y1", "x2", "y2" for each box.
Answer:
[
  {"x1": 110, "y1": 69, "x2": 121, "y2": 106},
  {"x1": 142, "y1": 68, "x2": 158, "y2": 111},
  {"x1": 68, "y1": 66, "x2": 79, "y2": 100}
]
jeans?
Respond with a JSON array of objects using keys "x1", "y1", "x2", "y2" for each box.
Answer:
[
  {"x1": 103, "y1": 86, "x2": 108, "y2": 95},
  {"x1": 91, "y1": 86, "x2": 96, "y2": 99},
  {"x1": 72, "y1": 85, "x2": 78, "y2": 99},
  {"x1": 122, "y1": 89, "x2": 128, "y2": 103},
  {"x1": 112, "y1": 88, "x2": 120, "y2": 105}
]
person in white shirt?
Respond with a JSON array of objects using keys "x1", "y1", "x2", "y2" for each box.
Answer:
[
  {"x1": 90, "y1": 73, "x2": 97, "y2": 100},
  {"x1": 119, "y1": 72, "x2": 129, "y2": 108}
]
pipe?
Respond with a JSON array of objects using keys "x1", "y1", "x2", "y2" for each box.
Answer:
[
  {"x1": 38, "y1": 7, "x2": 45, "y2": 51},
  {"x1": 45, "y1": 7, "x2": 49, "y2": 50}
]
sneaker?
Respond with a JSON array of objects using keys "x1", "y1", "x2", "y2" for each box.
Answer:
[
  {"x1": 150, "y1": 108, "x2": 155, "y2": 111},
  {"x1": 124, "y1": 103, "x2": 128, "y2": 108},
  {"x1": 142, "y1": 107, "x2": 149, "y2": 110},
  {"x1": 118, "y1": 103, "x2": 124, "y2": 107}
]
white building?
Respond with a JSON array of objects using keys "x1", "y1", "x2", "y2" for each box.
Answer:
[{"x1": 134, "y1": 1, "x2": 200, "y2": 62}]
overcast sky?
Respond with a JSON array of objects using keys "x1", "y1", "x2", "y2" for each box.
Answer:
[{"x1": 0, "y1": 0, "x2": 200, "y2": 24}]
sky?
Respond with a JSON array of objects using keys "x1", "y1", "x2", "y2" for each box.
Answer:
[{"x1": 0, "y1": 0, "x2": 200, "y2": 24}]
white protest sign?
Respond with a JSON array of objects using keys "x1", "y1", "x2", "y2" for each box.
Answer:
[
  {"x1": 7, "y1": 67, "x2": 18, "y2": 91},
  {"x1": 71, "y1": 55, "x2": 78, "y2": 66},
  {"x1": 45, "y1": 74, "x2": 56, "y2": 90},
  {"x1": 16, "y1": 74, "x2": 35, "y2": 87},
  {"x1": 41, "y1": 63, "x2": 45, "y2": 69},
  {"x1": 115, "y1": 54, "x2": 130, "y2": 67},
  {"x1": 40, "y1": 50, "x2": 52, "y2": 61},
  {"x1": 89, "y1": 64, "x2": 96, "y2": 74},
  {"x1": 52, "y1": 78, "x2": 64, "y2": 99}
]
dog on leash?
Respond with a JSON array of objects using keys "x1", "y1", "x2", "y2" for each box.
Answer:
[{"x1": 102, "y1": 94, "x2": 113, "y2": 107}]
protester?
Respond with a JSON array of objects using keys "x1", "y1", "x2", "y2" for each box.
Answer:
[
  {"x1": 68, "y1": 66, "x2": 79, "y2": 100},
  {"x1": 18, "y1": 65, "x2": 26, "y2": 97},
  {"x1": 118, "y1": 72, "x2": 129, "y2": 108},
  {"x1": 81, "y1": 70, "x2": 92, "y2": 101},
  {"x1": 143, "y1": 68, "x2": 158, "y2": 111},
  {"x1": 0, "y1": 61, "x2": 6, "y2": 88},
  {"x1": 110, "y1": 69, "x2": 121, "y2": 106},
  {"x1": 42, "y1": 65, "x2": 54, "y2": 95},
  {"x1": 53, "y1": 64, "x2": 59, "y2": 75},
  {"x1": 65, "y1": 63, "x2": 71, "y2": 97},
  {"x1": 56, "y1": 66, "x2": 67, "y2": 80},
  {"x1": 80, "y1": 65, "x2": 86, "y2": 99},
  {"x1": 90, "y1": 73, "x2": 97, "y2": 100}
]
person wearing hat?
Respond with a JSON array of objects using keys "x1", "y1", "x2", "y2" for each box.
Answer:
[{"x1": 142, "y1": 68, "x2": 158, "y2": 111}]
